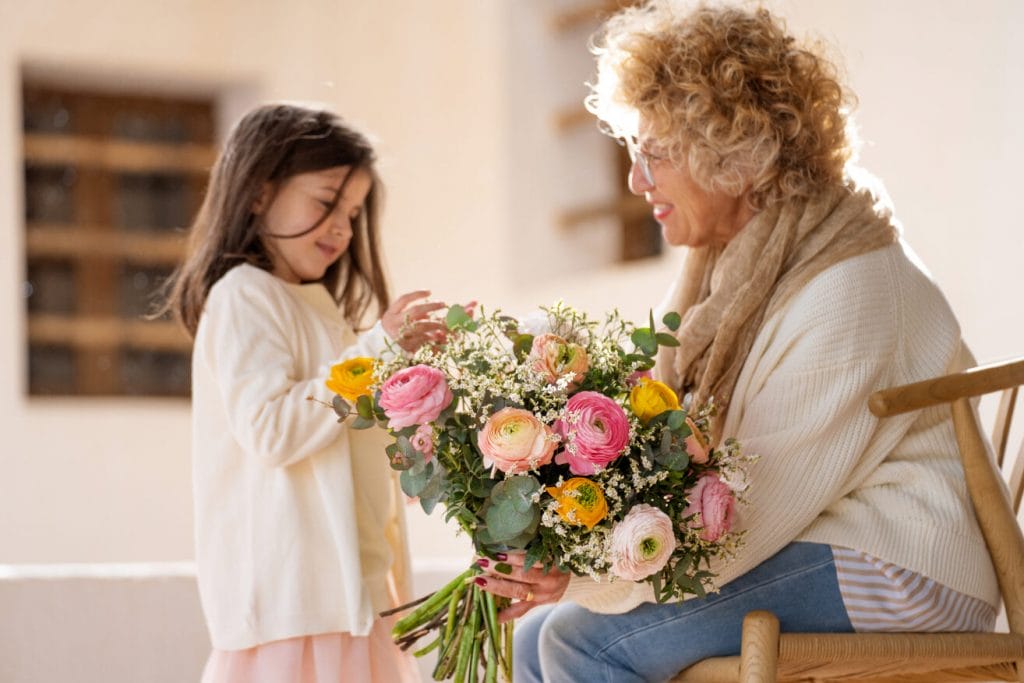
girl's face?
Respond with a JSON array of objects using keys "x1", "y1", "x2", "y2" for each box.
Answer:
[{"x1": 255, "y1": 165, "x2": 372, "y2": 284}]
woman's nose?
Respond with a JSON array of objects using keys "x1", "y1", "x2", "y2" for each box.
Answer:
[{"x1": 628, "y1": 160, "x2": 652, "y2": 195}]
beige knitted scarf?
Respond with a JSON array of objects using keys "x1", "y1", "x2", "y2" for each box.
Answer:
[{"x1": 657, "y1": 184, "x2": 899, "y2": 432}]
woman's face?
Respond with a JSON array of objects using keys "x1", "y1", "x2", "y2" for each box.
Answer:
[
  {"x1": 255, "y1": 165, "x2": 372, "y2": 284},
  {"x1": 628, "y1": 128, "x2": 753, "y2": 248}
]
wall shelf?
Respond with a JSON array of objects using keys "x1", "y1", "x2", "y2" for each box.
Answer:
[
  {"x1": 23, "y1": 133, "x2": 215, "y2": 174},
  {"x1": 26, "y1": 224, "x2": 186, "y2": 266}
]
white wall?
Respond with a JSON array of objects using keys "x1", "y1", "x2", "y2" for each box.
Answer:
[{"x1": 1, "y1": 0, "x2": 1021, "y2": 568}]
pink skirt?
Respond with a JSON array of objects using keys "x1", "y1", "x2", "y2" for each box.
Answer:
[{"x1": 201, "y1": 617, "x2": 419, "y2": 683}]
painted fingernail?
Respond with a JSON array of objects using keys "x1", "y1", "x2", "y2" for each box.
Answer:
[
  {"x1": 474, "y1": 577, "x2": 487, "y2": 586},
  {"x1": 495, "y1": 553, "x2": 507, "y2": 561},
  {"x1": 476, "y1": 558, "x2": 489, "y2": 568}
]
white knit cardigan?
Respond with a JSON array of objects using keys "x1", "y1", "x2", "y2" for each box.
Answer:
[{"x1": 192, "y1": 264, "x2": 410, "y2": 650}]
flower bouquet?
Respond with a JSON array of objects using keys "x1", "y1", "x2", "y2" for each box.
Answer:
[{"x1": 325, "y1": 303, "x2": 748, "y2": 682}]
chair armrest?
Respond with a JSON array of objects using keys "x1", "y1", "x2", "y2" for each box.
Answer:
[{"x1": 869, "y1": 358, "x2": 1024, "y2": 418}]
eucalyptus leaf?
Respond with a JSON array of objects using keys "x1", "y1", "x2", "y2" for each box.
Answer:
[
  {"x1": 331, "y1": 395, "x2": 351, "y2": 419},
  {"x1": 417, "y1": 471, "x2": 445, "y2": 514},
  {"x1": 351, "y1": 415, "x2": 376, "y2": 430},
  {"x1": 397, "y1": 435, "x2": 418, "y2": 461},
  {"x1": 355, "y1": 394, "x2": 375, "y2": 419},
  {"x1": 662, "y1": 311, "x2": 682, "y2": 331},
  {"x1": 631, "y1": 328, "x2": 658, "y2": 356},
  {"x1": 655, "y1": 448, "x2": 689, "y2": 471},
  {"x1": 486, "y1": 522, "x2": 538, "y2": 550},
  {"x1": 490, "y1": 476, "x2": 540, "y2": 514},
  {"x1": 400, "y1": 466, "x2": 431, "y2": 497},
  {"x1": 385, "y1": 442, "x2": 412, "y2": 471},
  {"x1": 445, "y1": 304, "x2": 473, "y2": 330},
  {"x1": 513, "y1": 334, "x2": 535, "y2": 361},
  {"x1": 666, "y1": 410, "x2": 687, "y2": 431},
  {"x1": 660, "y1": 428, "x2": 673, "y2": 455},
  {"x1": 485, "y1": 500, "x2": 539, "y2": 542},
  {"x1": 655, "y1": 332, "x2": 681, "y2": 348}
]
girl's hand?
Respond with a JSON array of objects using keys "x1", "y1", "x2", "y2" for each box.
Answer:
[
  {"x1": 475, "y1": 552, "x2": 570, "y2": 624},
  {"x1": 382, "y1": 291, "x2": 447, "y2": 352}
]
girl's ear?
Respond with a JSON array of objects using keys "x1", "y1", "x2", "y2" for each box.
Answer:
[{"x1": 252, "y1": 182, "x2": 273, "y2": 215}]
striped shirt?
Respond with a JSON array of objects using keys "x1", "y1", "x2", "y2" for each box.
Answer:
[{"x1": 832, "y1": 546, "x2": 997, "y2": 632}]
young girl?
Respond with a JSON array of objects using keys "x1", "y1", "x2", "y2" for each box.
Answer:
[{"x1": 163, "y1": 103, "x2": 440, "y2": 682}]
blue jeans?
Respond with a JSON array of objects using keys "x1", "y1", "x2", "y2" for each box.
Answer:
[{"x1": 514, "y1": 542, "x2": 853, "y2": 682}]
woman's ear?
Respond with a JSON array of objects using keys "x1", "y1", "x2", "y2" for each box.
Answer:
[{"x1": 252, "y1": 182, "x2": 272, "y2": 215}]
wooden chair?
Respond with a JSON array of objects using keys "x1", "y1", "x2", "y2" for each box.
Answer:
[{"x1": 673, "y1": 356, "x2": 1024, "y2": 683}]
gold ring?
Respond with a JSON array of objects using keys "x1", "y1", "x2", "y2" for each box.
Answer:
[{"x1": 525, "y1": 589, "x2": 535, "y2": 602}]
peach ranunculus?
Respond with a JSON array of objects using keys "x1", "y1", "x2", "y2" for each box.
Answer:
[
  {"x1": 684, "y1": 417, "x2": 710, "y2": 464},
  {"x1": 683, "y1": 473, "x2": 735, "y2": 542},
  {"x1": 554, "y1": 392, "x2": 630, "y2": 475},
  {"x1": 378, "y1": 365, "x2": 453, "y2": 430},
  {"x1": 529, "y1": 333, "x2": 590, "y2": 389},
  {"x1": 609, "y1": 504, "x2": 677, "y2": 581},
  {"x1": 411, "y1": 424, "x2": 435, "y2": 463},
  {"x1": 325, "y1": 357, "x2": 376, "y2": 402},
  {"x1": 478, "y1": 408, "x2": 557, "y2": 474},
  {"x1": 545, "y1": 477, "x2": 608, "y2": 530},
  {"x1": 629, "y1": 378, "x2": 681, "y2": 424}
]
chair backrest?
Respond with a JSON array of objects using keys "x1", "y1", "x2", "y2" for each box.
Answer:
[
  {"x1": 992, "y1": 384, "x2": 1024, "y2": 514},
  {"x1": 869, "y1": 357, "x2": 1024, "y2": 635}
]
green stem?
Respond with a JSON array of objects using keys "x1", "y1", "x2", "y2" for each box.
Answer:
[
  {"x1": 413, "y1": 634, "x2": 442, "y2": 658},
  {"x1": 453, "y1": 587, "x2": 482, "y2": 683},
  {"x1": 435, "y1": 586, "x2": 476, "y2": 681},
  {"x1": 503, "y1": 620, "x2": 514, "y2": 682},
  {"x1": 468, "y1": 630, "x2": 481, "y2": 683},
  {"x1": 484, "y1": 642, "x2": 498, "y2": 683},
  {"x1": 483, "y1": 590, "x2": 499, "y2": 652},
  {"x1": 393, "y1": 566, "x2": 478, "y2": 638},
  {"x1": 379, "y1": 591, "x2": 432, "y2": 617},
  {"x1": 443, "y1": 579, "x2": 466, "y2": 645}
]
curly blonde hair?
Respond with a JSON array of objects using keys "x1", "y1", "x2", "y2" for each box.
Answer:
[{"x1": 587, "y1": 1, "x2": 855, "y2": 210}]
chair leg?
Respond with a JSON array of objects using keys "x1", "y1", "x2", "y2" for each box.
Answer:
[{"x1": 739, "y1": 610, "x2": 780, "y2": 683}]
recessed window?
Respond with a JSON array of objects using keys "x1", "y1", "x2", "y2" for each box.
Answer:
[{"x1": 22, "y1": 82, "x2": 215, "y2": 397}]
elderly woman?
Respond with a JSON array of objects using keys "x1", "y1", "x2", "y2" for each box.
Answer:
[{"x1": 475, "y1": 2, "x2": 1000, "y2": 681}]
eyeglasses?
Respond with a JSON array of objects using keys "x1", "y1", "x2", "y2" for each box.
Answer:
[{"x1": 624, "y1": 137, "x2": 660, "y2": 187}]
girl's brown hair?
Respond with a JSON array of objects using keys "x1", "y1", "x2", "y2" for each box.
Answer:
[{"x1": 159, "y1": 103, "x2": 390, "y2": 336}]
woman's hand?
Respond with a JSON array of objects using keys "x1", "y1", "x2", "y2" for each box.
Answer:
[
  {"x1": 475, "y1": 552, "x2": 571, "y2": 623},
  {"x1": 381, "y1": 290, "x2": 447, "y2": 352}
]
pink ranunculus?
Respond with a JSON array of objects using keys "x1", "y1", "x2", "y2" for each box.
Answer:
[
  {"x1": 378, "y1": 365, "x2": 453, "y2": 430},
  {"x1": 411, "y1": 424, "x2": 435, "y2": 463},
  {"x1": 684, "y1": 417, "x2": 709, "y2": 465},
  {"x1": 554, "y1": 391, "x2": 630, "y2": 475},
  {"x1": 683, "y1": 473, "x2": 735, "y2": 542},
  {"x1": 609, "y1": 504, "x2": 677, "y2": 581},
  {"x1": 529, "y1": 333, "x2": 589, "y2": 390},
  {"x1": 478, "y1": 408, "x2": 557, "y2": 474}
]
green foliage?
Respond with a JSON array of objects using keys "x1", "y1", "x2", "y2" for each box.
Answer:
[
  {"x1": 332, "y1": 395, "x2": 351, "y2": 420},
  {"x1": 445, "y1": 304, "x2": 478, "y2": 332},
  {"x1": 662, "y1": 311, "x2": 682, "y2": 331}
]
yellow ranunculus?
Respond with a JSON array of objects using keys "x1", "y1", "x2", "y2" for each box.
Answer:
[
  {"x1": 326, "y1": 357, "x2": 376, "y2": 402},
  {"x1": 545, "y1": 477, "x2": 608, "y2": 530},
  {"x1": 629, "y1": 378, "x2": 680, "y2": 424}
]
